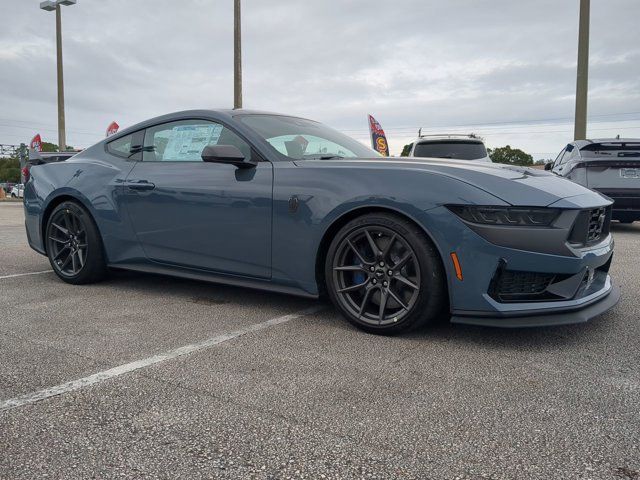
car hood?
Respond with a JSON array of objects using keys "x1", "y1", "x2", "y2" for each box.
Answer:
[{"x1": 312, "y1": 157, "x2": 608, "y2": 207}]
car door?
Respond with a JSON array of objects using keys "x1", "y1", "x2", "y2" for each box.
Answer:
[{"x1": 123, "y1": 118, "x2": 273, "y2": 279}]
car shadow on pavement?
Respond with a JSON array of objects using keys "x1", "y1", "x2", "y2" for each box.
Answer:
[
  {"x1": 101, "y1": 268, "x2": 316, "y2": 311},
  {"x1": 96, "y1": 269, "x2": 614, "y2": 353},
  {"x1": 610, "y1": 222, "x2": 640, "y2": 232},
  {"x1": 407, "y1": 313, "x2": 614, "y2": 352}
]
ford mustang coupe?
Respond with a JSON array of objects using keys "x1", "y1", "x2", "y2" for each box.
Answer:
[{"x1": 24, "y1": 110, "x2": 620, "y2": 334}]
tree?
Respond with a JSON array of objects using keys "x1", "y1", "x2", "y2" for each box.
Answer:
[
  {"x1": 487, "y1": 145, "x2": 533, "y2": 166},
  {"x1": 37, "y1": 142, "x2": 75, "y2": 152},
  {"x1": 41, "y1": 141, "x2": 59, "y2": 152},
  {"x1": 0, "y1": 157, "x2": 21, "y2": 183}
]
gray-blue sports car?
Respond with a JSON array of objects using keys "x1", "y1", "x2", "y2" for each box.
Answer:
[{"x1": 24, "y1": 110, "x2": 620, "y2": 334}]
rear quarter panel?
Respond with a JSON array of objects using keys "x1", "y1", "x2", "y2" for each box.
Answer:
[{"x1": 24, "y1": 145, "x2": 140, "y2": 261}]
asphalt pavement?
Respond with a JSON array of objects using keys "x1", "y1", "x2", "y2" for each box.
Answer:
[{"x1": 0, "y1": 202, "x2": 638, "y2": 480}]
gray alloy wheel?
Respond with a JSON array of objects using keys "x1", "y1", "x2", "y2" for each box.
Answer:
[
  {"x1": 325, "y1": 212, "x2": 446, "y2": 334},
  {"x1": 332, "y1": 225, "x2": 421, "y2": 326},
  {"x1": 45, "y1": 201, "x2": 108, "y2": 284}
]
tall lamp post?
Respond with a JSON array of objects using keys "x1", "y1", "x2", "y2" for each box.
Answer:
[
  {"x1": 574, "y1": 0, "x2": 590, "y2": 141},
  {"x1": 40, "y1": 0, "x2": 76, "y2": 152},
  {"x1": 234, "y1": 0, "x2": 242, "y2": 109}
]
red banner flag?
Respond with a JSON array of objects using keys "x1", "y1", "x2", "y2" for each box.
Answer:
[
  {"x1": 106, "y1": 121, "x2": 119, "y2": 137},
  {"x1": 30, "y1": 134, "x2": 42, "y2": 152},
  {"x1": 367, "y1": 115, "x2": 389, "y2": 156}
]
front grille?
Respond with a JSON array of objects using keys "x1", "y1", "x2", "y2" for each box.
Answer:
[
  {"x1": 568, "y1": 206, "x2": 611, "y2": 246},
  {"x1": 587, "y1": 207, "x2": 607, "y2": 242},
  {"x1": 489, "y1": 268, "x2": 558, "y2": 302}
]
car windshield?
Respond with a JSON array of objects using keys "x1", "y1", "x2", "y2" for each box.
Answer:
[
  {"x1": 238, "y1": 114, "x2": 379, "y2": 160},
  {"x1": 413, "y1": 141, "x2": 487, "y2": 160}
]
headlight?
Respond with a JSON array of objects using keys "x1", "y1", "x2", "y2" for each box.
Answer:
[{"x1": 447, "y1": 205, "x2": 559, "y2": 227}]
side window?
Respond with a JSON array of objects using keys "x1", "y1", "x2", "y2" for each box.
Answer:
[
  {"x1": 107, "y1": 134, "x2": 134, "y2": 158},
  {"x1": 400, "y1": 143, "x2": 413, "y2": 157},
  {"x1": 142, "y1": 119, "x2": 252, "y2": 162},
  {"x1": 559, "y1": 144, "x2": 574, "y2": 165}
]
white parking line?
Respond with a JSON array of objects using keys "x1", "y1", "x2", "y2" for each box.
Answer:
[
  {"x1": 0, "y1": 270, "x2": 53, "y2": 280},
  {"x1": 0, "y1": 305, "x2": 322, "y2": 413}
]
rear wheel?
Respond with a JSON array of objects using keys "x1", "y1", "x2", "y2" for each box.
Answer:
[
  {"x1": 45, "y1": 201, "x2": 108, "y2": 284},
  {"x1": 324, "y1": 212, "x2": 446, "y2": 334}
]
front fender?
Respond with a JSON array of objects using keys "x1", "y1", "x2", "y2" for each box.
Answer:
[{"x1": 270, "y1": 162, "x2": 509, "y2": 295}]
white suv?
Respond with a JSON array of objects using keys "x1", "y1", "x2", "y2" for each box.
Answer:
[
  {"x1": 10, "y1": 184, "x2": 24, "y2": 198},
  {"x1": 403, "y1": 134, "x2": 492, "y2": 162}
]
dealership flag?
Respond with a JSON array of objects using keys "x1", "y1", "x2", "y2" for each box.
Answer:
[
  {"x1": 106, "y1": 121, "x2": 119, "y2": 137},
  {"x1": 30, "y1": 133, "x2": 42, "y2": 152},
  {"x1": 367, "y1": 114, "x2": 389, "y2": 156}
]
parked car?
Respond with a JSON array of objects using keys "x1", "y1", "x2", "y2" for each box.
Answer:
[
  {"x1": 403, "y1": 133, "x2": 492, "y2": 162},
  {"x1": 546, "y1": 138, "x2": 640, "y2": 223},
  {"x1": 24, "y1": 109, "x2": 618, "y2": 334},
  {"x1": 10, "y1": 184, "x2": 24, "y2": 198}
]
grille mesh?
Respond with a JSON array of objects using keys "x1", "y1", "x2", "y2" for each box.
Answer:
[
  {"x1": 587, "y1": 207, "x2": 607, "y2": 243},
  {"x1": 489, "y1": 270, "x2": 557, "y2": 302},
  {"x1": 568, "y1": 206, "x2": 611, "y2": 246}
]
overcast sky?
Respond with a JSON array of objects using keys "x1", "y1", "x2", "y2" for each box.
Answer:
[{"x1": 1, "y1": 0, "x2": 639, "y2": 158}]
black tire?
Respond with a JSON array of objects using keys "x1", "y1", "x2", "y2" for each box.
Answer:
[
  {"x1": 324, "y1": 212, "x2": 446, "y2": 335},
  {"x1": 45, "y1": 201, "x2": 108, "y2": 285}
]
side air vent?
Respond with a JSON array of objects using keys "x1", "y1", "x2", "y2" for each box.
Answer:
[{"x1": 568, "y1": 206, "x2": 611, "y2": 246}]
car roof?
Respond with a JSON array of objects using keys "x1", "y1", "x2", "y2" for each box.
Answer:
[
  {"x1": 112, "y1": 109, "x2": 313, "y2": 139},
  {"x1": 413, "y1": 134, "x2": 485, "y2": 144}
]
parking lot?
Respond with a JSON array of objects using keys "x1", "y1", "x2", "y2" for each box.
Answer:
[{"x1": 0, "y1": 201, "x2": 638, "y2": 479}]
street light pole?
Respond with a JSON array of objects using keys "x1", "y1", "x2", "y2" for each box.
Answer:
[
  {"x1": 40, "y1": 0, "x2": 76, "y2": 152},
  {"x1": 574, "y1": 0, "x2": 590, "y2": 141},
  {"x1": 233, "y1": 0, "x2": 242, "y2": 109},
  {"x1": 55, "y1": 4, "x2": 66, "y2": 151}
]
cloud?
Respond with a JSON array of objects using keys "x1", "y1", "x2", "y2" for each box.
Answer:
[{"x1": 0, "y1": 0, "x2": 638, "y2": 157}]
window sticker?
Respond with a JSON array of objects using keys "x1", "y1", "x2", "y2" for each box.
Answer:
[{"x1": 162, "y1": 124, "x2": 223, "y2": 161}]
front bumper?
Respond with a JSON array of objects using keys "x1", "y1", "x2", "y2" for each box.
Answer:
[
  {"x1": 451, "y1": 284, "x2": 620, "y2": 327},
  {"x1": 415, "y1": 202, "x2": 619, "y2": 327}
]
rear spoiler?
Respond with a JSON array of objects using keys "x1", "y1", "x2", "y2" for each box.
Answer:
[
  {"x1": 28, "y1": 149, "x2": 79, "y2": 165},
  {"x1": 581, "y1": 142, "x2": 640, "y2": 152},
  {"x1": 27, "y1": 149, "x2": 44, "y2": 165}
]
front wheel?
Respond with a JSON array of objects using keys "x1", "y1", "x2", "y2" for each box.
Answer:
[
  {"x1": 45, "y1": 201, "x2": 108, "y2": 284},
  {"x1": 324, "y1": 213, "x2": 447, "y2": 335}
]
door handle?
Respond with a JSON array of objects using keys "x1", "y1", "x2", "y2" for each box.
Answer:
[{"x1": 126, "y1": 180, "x2": 155, "y2": 191}]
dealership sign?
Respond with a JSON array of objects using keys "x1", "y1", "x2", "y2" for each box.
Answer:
[
  {"x1": 367, "y1": 114, "x2": 389, "y2": 157},
  {"x1": 106, "y1": 121, "x2": 119, "y2": 137},
  {"x1": 30, "y1": 133, "x2": 42, "y2": 152}
]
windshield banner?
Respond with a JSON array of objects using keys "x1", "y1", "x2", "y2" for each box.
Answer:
[
  {"x1": 368, "y1": 114, "x2": 389, "y2": 156},
  {"x1": 30, "y1": 134, "x2": 42, "y2": 152}
]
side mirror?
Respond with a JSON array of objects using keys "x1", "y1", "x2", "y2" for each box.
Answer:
[
  {"x1": 544, "y1": 162, "x2": 552, "y2": 171},
  {"x1": 201, "y1": 145, "x2": 256, "y2": 169}
]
